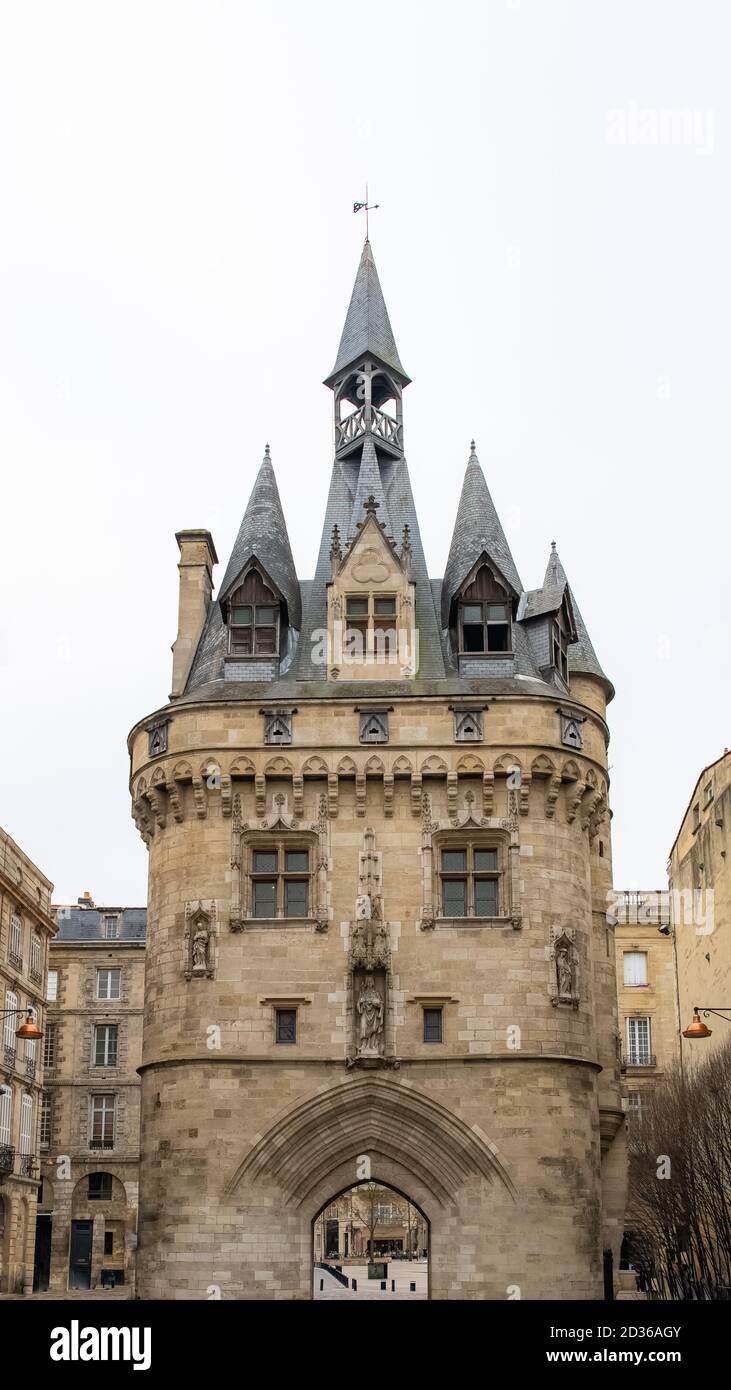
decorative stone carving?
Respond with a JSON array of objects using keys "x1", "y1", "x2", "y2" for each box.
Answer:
[
  {"x1": 549, "y1": 927, "x2": 579, "y2": 1008},
  {"x1": 147, "y1": 719, "x2": 170, "y2": 757},
  {"x1": 229, "y1": 790, "x2": 329, "y2": 931},
  {"x1": 263, "y1": 709, "x2": 293, "y2": 746},
  {"x1": 559, "y1": 711, "x2": 585, "y2": 750},
  {"x1": 347, "y1": 829, "x2": 393, "y2": 1067},
  {"x1": 356, "y1": 975, "x2": 385, "y2": 1057},
  {"x1": 359, "y1": 710, "x2": 389, "y2": 744},
  {"x1": 184, "y1": 901, "x2": 216, "y2": 980},
  {"x1": 453, "y1": 708, "x2": 484, "y2": 743}
]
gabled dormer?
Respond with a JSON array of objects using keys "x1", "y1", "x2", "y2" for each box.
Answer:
[
  {"x1": 442, "y1": 443, "x2": 522, "y2": 677},
  {"x1": 517, "y1": 565, "x2": 577, "y2": 692},
  {"x1": 326, "y1": 495, "x2": 416, "y2": 680},
  {"x1": 217, "y1": 446, "x2": 301, "y2": 682}
]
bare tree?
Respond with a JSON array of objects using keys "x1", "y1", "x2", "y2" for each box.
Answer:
[{"x1": 626, "y1": 1035, "x2": 731, "y2": 1299}]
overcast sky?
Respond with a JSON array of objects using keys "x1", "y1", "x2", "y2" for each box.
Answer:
[{"x1": 1, "y1": 0, "x2": 729, "y2": 904}]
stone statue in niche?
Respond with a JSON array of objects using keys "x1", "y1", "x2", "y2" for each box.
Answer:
[
  {"x1": 550, "y1": 926, "x2": 579, "y2": 1008},
  {"x1": 357, "y1": 975, "x2": 384, "y2": 1057},
  {"x1": 184, "y1": 901, "x2": 216, "y2": 981}
]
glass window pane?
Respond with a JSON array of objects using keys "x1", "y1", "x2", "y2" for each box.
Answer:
[
  {"x1": 232, "y1": 606, "x2": 252, "y2": 624},
  {"x1": 253, "y1": 881, "x2": 277, "y2": 917},
  {"x1": 346, "y1": 597, "x2": 368, "y2": 616},
  {"x1": 443, "y1": 879, "x2": 467, "y2": 916},
  {"x1": 462, "y1": 625, "x2": 485, "y2": 652},
  {"x1": 285, "y1": 851, "x2": 309, "y2": 872},
  {"x1": 255, "y1": 607, "x2": 276, "y2": 625},
  {"x1": 231, "y1": 631, "x2": 252, "y2": 654},
  {"x1": 486, "y1": 623, "x2": 510, "y2": 652},
  {"x1": 474, "y1": 849, "x2": 498, "y2": 872},
  {"x1": 374, "y1": 597, "x2": 396, "y2": 615},
  {"x1": 254, "y1": 628, "x2": 276, "y2": 653},
  {"x1": 253, "y1": 851, "x2": 277, "y2": 873},
  {"x1": 276, "y1": 1009, "x2": 297, "y2": 1044},
  {"x1": 284, "y1": 880, "x2": 308, "y2": 917},
  {"x1": 423, "y1": 1008, "x2": 443, "y2": 1043},
  {"x1": 442, "y1": 850, "x2": 467, "y2": 872},
  {"x1": 462, "y1": 604, "x2": 482, "y2": 623},
  {"x1": 475, "y1": 879, "x2": 498, "y2": 916},
  {"x1": 487, "y1": 605, "x2": 507, "y2": 621}
]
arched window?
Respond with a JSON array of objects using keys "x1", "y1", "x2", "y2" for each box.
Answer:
[{"x1": 228, "y1": 568, "x2": 280, "y2": 657}]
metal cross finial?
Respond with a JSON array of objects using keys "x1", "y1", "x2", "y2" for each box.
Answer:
[
  {"x1": 470, "y1": 438, "x2": 476, "y2": 453},
  {"x1": 353, "y1": 184, "x2": 379, "y2": 240},
  {"x1": 551, "y1": 540, "x2": 557, "y2": 553},
  {"x1": 364, "y1": 494, "x2": 380, "y2": 516}
]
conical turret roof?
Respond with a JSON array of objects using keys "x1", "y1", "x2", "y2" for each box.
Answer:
[
  {"x1": 543, "y1": 543, "x2": 613, "y2": 696},
  {"x1": 218, "y1": 446, "x2": 301, "y2": 629},
  {"x1": 441, "y1": 443, "x2": 523, "y2": 627},
  {"x1": 325, "y1": 240, "x2": 409, "y2": 385}
]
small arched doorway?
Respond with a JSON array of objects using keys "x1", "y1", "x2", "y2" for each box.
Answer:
[{"x1": 313, "y1": 1180, "x2": 429, "y2": 1300}]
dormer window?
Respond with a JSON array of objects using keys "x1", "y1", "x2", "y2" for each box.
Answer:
[
  {"x1": 551, "y1": 614, "x2": 570, "y2": 683},
  {"x1": 460, "y1": 601, "x2": 511, "y2": 654},
  {"x1": 227, "y1": 570, "x2": 280, "y2": 657},
  {"x1": 454, "y1": 564, "x2": 513, "y2": 659}
]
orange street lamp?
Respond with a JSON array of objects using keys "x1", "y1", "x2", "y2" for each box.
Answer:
[
  {"x1": 682, "y1": 1006, "x2": 731, "y2": 1040},
  {"x1": 0, "y1": 1006, "x2": 43, "y2": 1040}
]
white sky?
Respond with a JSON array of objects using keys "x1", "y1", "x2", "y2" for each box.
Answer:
[{"x1": 1, "y1": 0, "x2": 729, "y2": 904}]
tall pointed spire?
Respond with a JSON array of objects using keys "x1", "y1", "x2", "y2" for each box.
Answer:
[
  {"x1": 218, "y1": 445, "x2": 301, "y2": 629},
  {"x1": 542, "y1": 542, "x2": 612, "y2": 696},
  {"x1": 441, "y1": 442, "x2": 523, "y2": 628},
  {"x1": 325, "y1": 240, "x2": 409, "y2": 385}
]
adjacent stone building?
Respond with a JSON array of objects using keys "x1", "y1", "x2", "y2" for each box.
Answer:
[
  {"x1": 0, "y1": 827, "x2": 55, "y2": 1294},
  {"x1": 37, "y1": 897, "x2": 146, "y2": 1292},
  {"x1": 314, "y1": 1184, "x2": 428, "y2": 1261},
  {"x1": 128, "y1": 238, "x2": 626, "y2": 1299},
  {"x1": 669, "y1": 749, "x2": 731, "y2": 1066},
  {"x1": 613, "y1": 891, "x2": 679, "y2": 1117}
]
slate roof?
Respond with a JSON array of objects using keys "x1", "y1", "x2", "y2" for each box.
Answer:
[
  {"x1": 175, "y1": 252, "x2": 611, "y2": 705},
  {"x1": 441, "y1": 444, "x2": 523, "y2": 628},
  {"x1": 53, "y1": 906, "x2": 147, "y2": 941},
  {"x1": 217, "y1": 447, "x2": 301, "y2": 626},
  {"x1": 325, "y1": 239, "x2": 409, "y2": 385},
  {"x1": 542, "y1": 545, "x2": 613, "y2": 696}
]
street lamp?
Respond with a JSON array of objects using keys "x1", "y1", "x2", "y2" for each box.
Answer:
[
  {"x1": 0, "y1": 1006, "x2": 43, "y2": 1040},
  {"x1": 682, "y1": 1006, "x2": 731, "y2": 1040}
]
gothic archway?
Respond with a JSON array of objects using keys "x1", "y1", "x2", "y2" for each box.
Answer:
[{"x1": 313, "y1": 1178, "x2": 430, "y2": 1300}]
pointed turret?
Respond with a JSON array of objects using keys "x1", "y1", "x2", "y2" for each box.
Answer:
[
  {"x1": 325, "y1": 239, "x2": 409, "y2": 386},
  {"x1": 441, "y1": 442, "x2": 522, "y2": 629},
  {"x1": 541, "y1": 543, "x2": 613, "y2": 697},
  {"x1": 218, "y1": 445, "x2": 301, "y2": 630}
]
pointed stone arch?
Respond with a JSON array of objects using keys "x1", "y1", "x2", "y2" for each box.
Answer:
[{"x1": 228, "y1": 1076, "x2": 516, "y2": 1212}]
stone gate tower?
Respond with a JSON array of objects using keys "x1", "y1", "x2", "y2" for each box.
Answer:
[{"x1": 128, "y1": 239, "x2": 626, "y2": 1299}]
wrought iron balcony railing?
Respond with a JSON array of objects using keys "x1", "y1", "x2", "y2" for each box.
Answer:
[
  {"x1": 3, "y1": 1045, "x2": 16, "y2": 1070},
  {"x1": 622, "y1": 1053, "x2": 657, "y2": 1068},
  {"x1": 7, "y1": 951, "x2": 22, "y2": 972},
  {"x1": 18, "y1": 1152, "x2": 36, "y2": 1178},
  {"x1": 0, "y1": 1144, "x2": 14, "y2": 1174},
  {"x1": 89, "y1": 1138, "x2": 115, "y2": 1151},
  {"x1": 24, "y1": 1058, "x2": 35, "y2": 1080}
]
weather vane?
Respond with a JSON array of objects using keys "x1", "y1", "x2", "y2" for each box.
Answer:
[{"x1": 353, "y1": 184, "x2": 379, "y2": 239}]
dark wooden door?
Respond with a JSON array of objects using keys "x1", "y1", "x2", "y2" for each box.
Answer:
[{"x1": 69, "y1": 1220, "x2": 93, "y2": 1289}]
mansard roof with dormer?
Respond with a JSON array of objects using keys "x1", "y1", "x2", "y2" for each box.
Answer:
[{"x1": 176, "y1": 241, "x2": 612, "y2": 706}]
